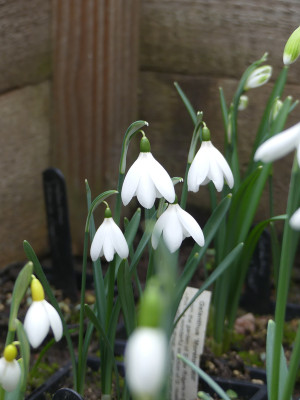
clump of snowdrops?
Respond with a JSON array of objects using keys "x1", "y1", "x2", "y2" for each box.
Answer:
[{"x1": 1, "y1": 24, "x2": 300, "y2": 400}]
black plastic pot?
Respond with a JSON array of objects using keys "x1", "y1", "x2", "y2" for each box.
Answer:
[
  {"x1": 27, "y1": 351, "x2": 268, "y2": 400},
  {"x1": 200, "y1": 367, "x2": 268, "y2": 400}
]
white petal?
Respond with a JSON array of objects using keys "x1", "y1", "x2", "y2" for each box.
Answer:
[
  {"x1": 213, "y1": 145, "x2": 234, "y2": 189},
  {"x1": 208, "y1": 158, "x2": 224, "y2": 192},
  {"x1": 290, "y1": 208, "x2": 300, "y2": 230},
  {"x1": 151, "y1": 210, "x2": 170, "y2": 249},
  {"x1": 121, "y1": 155, "x2": 143, "y2": 206},
  {"x1": 90, "y1": 220, "x2": 107, "y2": 261},
  {"x1": 109, "y1": 219, "x2": 129, "y2": 259},
  {"x1": 42, "y1": 300, "x2": 63, "y2": 342},
  {"x1": 162, "y1": 206, "x2": 184, "y2": 253},
  {"x1": 147, "y1": 154, "x2": 175, "y2": 203},
  {"x1": 24, "y1": 301, "x2": 50, "y2": 348},
  {"x1": 176, "y1": 205, "x2": 205, "y2": 247},
  {"x1": 125, "y1": 328, "x2": 168, "y2": 397},
  {"x1": 0, "y1": 358, "x2": 21, "y2": 392},
  {"x1": 187, "y1": 144, "x2": 210, "y2": 192},
  {"x1": 254, "y1": 122, "x2": 300, "y2": 163},
  {"x1": 136, "y1": 172, "x2": 157, "y2": 209},
  {"x1": 102, "y1": 231, "x2": 116, "y2": 262}
]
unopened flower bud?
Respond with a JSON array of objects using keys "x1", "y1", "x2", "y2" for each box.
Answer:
[
  {"x1": 270, "y1": 98, "x2": 283, "y2": 122},
  {"x1": 283, "y1": 26, "x2": 300, "y2": 65},
  {"x1": 244, "y1": 66, "x2": 272, "y2": 90},
  {"x1": 238, "y1": 95, "x2": 249, "y2": 111}
]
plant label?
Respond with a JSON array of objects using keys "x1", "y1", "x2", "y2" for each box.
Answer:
[{"x1": 170, "y1": 288, "x2": 211, "y2": 400}]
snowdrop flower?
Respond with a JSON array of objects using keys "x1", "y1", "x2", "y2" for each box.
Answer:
[
  {"x1": 152, "y1": 198, "x2": 204, "y2": 253},
  {"x1": 24, "y1": 278, "x2": 63, "y2": 348},
  {"x1": 90, "y1": 205, "x2": 129, "y2": 262},
  {"x1": 283, "y1": 26, "x2": 300, "y2": 65},
  {"x1": 0, "y1": 344, "x2": 21, "y2": 392},
  {"x1": 121, "y1": 135, "x2": 175, "y2": 209},
  {"x1": 244, "y1": 65, "x2": 272, "y2": 90},
  {"x1": 290, "y1": 208, "x2": 300, "y2": 230},
  {"x1": 187, "y1": 126, "x2": 234, "y2": 192},
  {"x1": 125, "y1": 328, "x2": 168, "y2": 398},
  {"x1": 254, "y1": 122, "x2": 300, "y2": 166}
]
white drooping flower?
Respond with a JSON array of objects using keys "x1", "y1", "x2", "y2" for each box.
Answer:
[
  {"x1": 24, "y1": 278, "x2": 63, "y2": 348},
  {"x1": 152, "y1": 201, "x2": 204, "y2": 253},
  {"x1": 125, "y1": 328, "x2": 168, "y2": 398},
  {"x1": 244, "y1": 65, "x2": 272, "y2": 90},
  {"x1": 290, "y1": 208, "x2": 300, "y2": 230},
  {"x1": 0, "y1": 344, "x2": 21, "y2": 392},
  {"x1": 121, "y1": 136, "x2": 175, "y2": 209},
  {"x1": 188, "y1": 126, "x2": 234, "y2": 193},
  {"x1": 283, "y1": 26, "x2": 300, "y2": 65},
  {"x1": 90, "y1": 206, "x2": 129, "y2": 262},
  {"x1": 254, "y1": 122, "x2": 300, "y2": 166}
]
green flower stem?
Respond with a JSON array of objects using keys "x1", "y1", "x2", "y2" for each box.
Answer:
[
  {"x1": 271, "y1": 157, "x2": 300, "y2": 400},
  {"x1": 106, "y1": 259, "x2": 116, "y2": 331},
  {"x1": 77, "y1": 230, "x2": 89, "y2": 395},
  {"x1": 180, "y1": 162, "x2": 191, "y2": 210},
  {"x1": 114, "y1": 172, "x2": 125, "y2": 225},
  {"x1": 282, "y1": 321, "x2": 300, "y2": 400}
]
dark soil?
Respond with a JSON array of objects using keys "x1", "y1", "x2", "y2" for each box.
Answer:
[{"x1": 0, "y1": 253, "x2": 300, "y2": 400}]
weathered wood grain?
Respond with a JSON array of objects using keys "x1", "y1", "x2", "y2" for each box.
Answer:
[
  {"x1": 52, "y1": 0, "x2": 140, "y2": 253},
  {"x1": 0, "y1": 82, "x2": 51, "y2": 268},
  {"x1": 139, "y1": 70, "x2": 298, "y2": 220},
  {"x1": 140, "y1": 0, "x2": 300, "y2": 84},
  {"x1": 0, "y1": 0, "x2": 51, "y2": 93}
]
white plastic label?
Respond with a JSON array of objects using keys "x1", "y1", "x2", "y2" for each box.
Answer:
[{"x1": 170, "y1": 288, "x2": 211, "y2": 400}]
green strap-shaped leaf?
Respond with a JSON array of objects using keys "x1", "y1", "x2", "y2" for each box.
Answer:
[
  {"x1": 8, "y1": 262, "x2": 33, "y2": 332},
  {"x1": 177, "y1": 354, "x2": 231, "y2": 400},
  {"x1": 174, "y1": 81, "x2": 197, "y2": 125},
  {"x1": 117, "y1": 260, "x2": 136, "y2": 335}
]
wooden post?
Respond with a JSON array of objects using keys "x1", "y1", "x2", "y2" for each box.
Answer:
[{"x1": 52, "y1": 0, "x2": 140, "y2": 253}]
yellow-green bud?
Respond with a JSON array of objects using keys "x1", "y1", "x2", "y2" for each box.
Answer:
[
  {"x1": 270, "y1": 98, "x2": 283, "y2": 122},
  {"x1": 283, "y1": 26, "x2": 300, "y2": 65},
  {"x1": 4, "y1": 344, "x2": 17, "y2": 362},
  {"x1": 31, "y1": 278, "x2": 45, "y2": 301}
]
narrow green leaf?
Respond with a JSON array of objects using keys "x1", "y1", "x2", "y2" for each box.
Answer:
[
  {"x1": 174, "y1": 81, "x2": 197, "y2": 124},
  {"x1": 117, "y1": 261, "x2": 136, "y2": 335},
  {"x1": 178, "y1": 194, "x2": 232, "y2": 295},
  {"x1": 8, "y1": 262, "x2": 33, "y2": 332},
  {"x1": 177, "y1": 354, "x2": 231, "y2": 400},
  {"x1": 282, "y1": 321, "x2": 300, "y2": 400},
  {"x1": 175, "y1": 243, "x2": 243, "y2": 327},
  {"x1": 16, "y1": 320, "x2": 30, "y2": 398},
  {"x1": 84, "y1": 304, "x2": 121, "y2": 398}
]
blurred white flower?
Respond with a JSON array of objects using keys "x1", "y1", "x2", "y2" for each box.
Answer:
[
  {"x1": 24, "y1": 278, "x2": 63, "y2": 348},
  {"x1": 244, "y1": 65, "x2": 272, "y2": 90},
  {"x1": 90, "y1": 207, "x2": 129, "y2": 262},
  {"x1": 188, "y1": 137, "x2": 234, "y2": 193},
  {"x1": 254, "y1": 122, "x2": 300, "y2": 166},
  {"x1": 290, "y1": 208, "x2": 300, "y2": 230},
  {"x1": 125, "y1": 328, "x2": 168, "y2": 398},
  {"x1": 121, "y1": 136, "x2": 175, "y2": 209},
  {"x1": 0, "y1": 345, "x2": 21, "y2": 392},
  {"x1": 152, "y1": 202, "x2": 204, "y2": 253},
  {"x1": 238, "y1": 95, "x2": 249, "y2": 111},
  {"x1": 283, "y1": 26, "x2": 300, "y2": 65}
]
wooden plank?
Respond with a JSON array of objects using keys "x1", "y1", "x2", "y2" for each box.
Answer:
[
  {"x1": 140, "y1": 0, "x2": 300, "y2": 84},
  {"x1": 0, "y1": 82, "x2": 51, "y2": 268},
  {"x1": 52, "y1": 0, "x2": 140, "y2": 253},
  {"x1": 0, "y1": 0, "x2": 51, "y2": 93},
  {"x1": 138, "y1": 71, "x2": 299, "y2": 219}
]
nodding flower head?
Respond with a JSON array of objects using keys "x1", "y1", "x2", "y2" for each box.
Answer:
[
  {"x1": 24, "y1": 277, "x2": 63, "y2": 348},
  {"x1": 0, "y1": 344, "x2": 21, "y2": 392},
  {"x1": 283, "y1": 26, "x2": 300, "y2": 65},
  {"x1": 90, "y1": 205, "x2": 129, "y2": 262},
  {"x1": 121, "y1": 135, "x2": 175, "y2": 209},
  {"x1": 244, "y1": 65, "x2": 272, "y2": 90}
]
